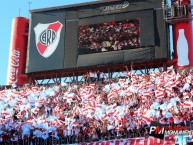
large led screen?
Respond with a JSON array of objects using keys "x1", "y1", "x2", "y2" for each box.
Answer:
[{"x1": 78, "y1": 19, "x2": 140, "y2": 55}]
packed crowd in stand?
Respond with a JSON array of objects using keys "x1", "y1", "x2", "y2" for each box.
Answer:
[{"x1": 0, "y1": 67, "x2": 193, "y2": 144}]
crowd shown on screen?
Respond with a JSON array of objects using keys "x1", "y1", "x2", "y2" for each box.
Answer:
[
  {"x1": 78, "y1": 19, "x2": 140, "y2": 53},
  {"x1": 0, "y1": 67, "x2": 193, "y2": 144}
]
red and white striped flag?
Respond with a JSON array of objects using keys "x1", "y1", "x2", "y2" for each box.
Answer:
[
  {"x1": 125, "y1": 90, "x2": 132, "y2": 96},
  {"x1": 171, "y1": 79, "x2": 181, "y2": 88},
  {"x1": 102, "y1": 114, "x2": 109, "y2": 120},
  {"x1": 119, "y1": 79, "x2": 125, "y2": 83},
  {"x1": 183, "y1": 92, "x2": 190, "y2": 100},
  {"x1": 141, "y1": 95, "x2": 147, "y2": 102},
  {"x1": 123, "y1": 72, "x2": 130, "y2": 77},
  {"x1": 107, "y1": 92, "x2": 116, "y2": 100},
  {"x1": 142, "y1": 115, "x2": 153, "y2": 124},
  {"x1": 86, "y1": 83, "x2": 95, "y2": 89},
  {"x1": 1, "y1": 110, "x2": 9, "y2": 116},
  {"x1": 112, "y1": 103, "x2": 117, "y2": 109},
  {"x1": 183, "y1": 101, "x2": 192, "y2": 108},
  {"x1": 165, "y1": 87, "x2": 174, "y2": 96},
  {"x1": 167, "y1": 66, "x2": 173, "y2": 73},
  {"x1": 17, "y1": 98, "x2": 23, "y2": 104},
  {"x1": 155, "y1": 70, "x2": 161, "y2": 76},
  {"x1": 143, "y1": 90, "x2": 154, "y2": 97},
  {"x1": 155, "y1": 88, "x2": 165, "y2": 99},
  {"x1": 32, "y1": 86, "x2": 39, "y2": 92}
]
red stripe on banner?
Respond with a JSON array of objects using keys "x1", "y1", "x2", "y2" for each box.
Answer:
[
  {"x1": 48, "y1": 21, "x2": 61, "y2": 32},
  {"x1": 184, "y1": 102, "x2": 191, "y2": 107},
  {"x1": 37, "y1": 22, "x2": 61, "y2": 55},
  {"x1": 80, "y1": 137, "x2": 178, "y2": 145},
  {"x1": 37, "y1": 42, "x2": 48, "y2": 55}
]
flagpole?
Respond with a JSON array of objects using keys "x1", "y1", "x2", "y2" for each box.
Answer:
[{"x1": 28, "y1": 1, "x2": 32, "y2": 19}]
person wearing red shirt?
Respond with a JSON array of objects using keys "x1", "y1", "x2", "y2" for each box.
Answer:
[{"x1": 170, "y1": 117, "x2": 174, "y2": 126}]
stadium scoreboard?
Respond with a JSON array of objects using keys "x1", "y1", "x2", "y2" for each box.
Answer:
[{"x1": 26, "y1": 0, "x2": 169, "y2": 73}]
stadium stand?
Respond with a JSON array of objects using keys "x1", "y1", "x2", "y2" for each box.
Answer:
[{"x1": 0, "y1": 67, "x2": 193, "y2": 144}]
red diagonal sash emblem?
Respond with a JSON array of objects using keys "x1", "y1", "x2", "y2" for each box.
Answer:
[{"x1": 37, "y1": 22, "x2": 62, "y2": 55}]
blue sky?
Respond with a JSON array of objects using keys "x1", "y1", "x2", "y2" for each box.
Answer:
[{"x1": 0, "y1": 0, "x2": 192, "y2": 85}]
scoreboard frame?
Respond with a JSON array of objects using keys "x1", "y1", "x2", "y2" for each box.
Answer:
[{"x1": 26, "y1": 0, "x2": 169, "y2": 74}]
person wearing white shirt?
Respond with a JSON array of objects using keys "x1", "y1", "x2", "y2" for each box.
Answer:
[
  {"x1": 74, "y1": 127, "x2": 80, "y2": 143},
  {"x1": 75, "y1": 127, "x2": 80, "y2": 135},
  {"x1": 94, "y1": 71, "x2": 97, "y2": 82},
  {"x1": 100, "y1": 72, "x2": 104, "y2": 83},
  {"x1": 67, "y1": 128, "x2": 72, "y2": 143},
  {"x1": 89, "y1": 71, "x2": 94, "y2": 81}
]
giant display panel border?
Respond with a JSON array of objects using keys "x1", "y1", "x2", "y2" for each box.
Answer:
[
  {"x1": 75, "y1": 9, "x2": 155, "y2": 68},
  {"x1": 26, "y1": 0, "x2": 169, "y2": 73}
]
